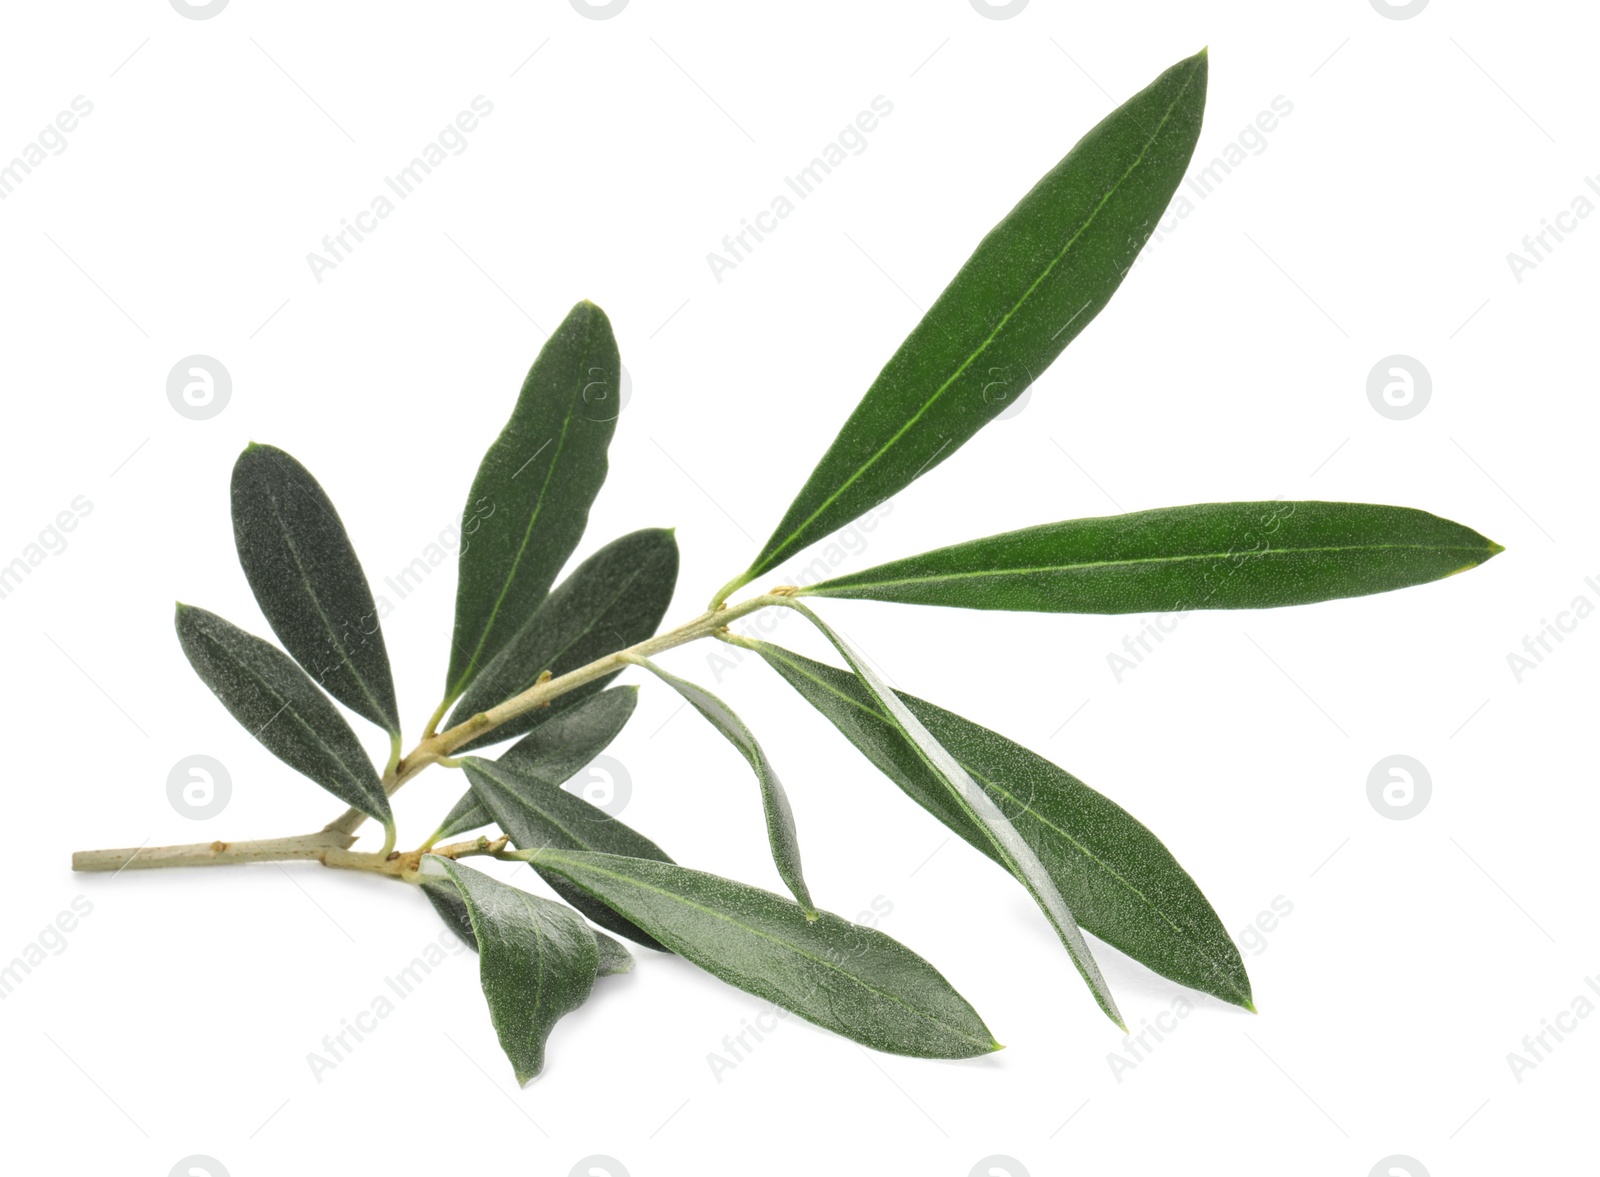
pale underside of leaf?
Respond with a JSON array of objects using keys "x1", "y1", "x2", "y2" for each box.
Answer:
[
  {"x1": 780, "y1": 601, "x2": 1124, "y2": 1029},
  {"x1": 623, "y1": 654, "x2": 814, "y2": 914},
  {"x1": 749, "y1": 641, "x2": 1251, "y2": 1008}
]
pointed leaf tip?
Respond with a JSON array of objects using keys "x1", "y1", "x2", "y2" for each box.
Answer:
[
  {"x1": 231, "y1": 443, "x2": 400, "y2": 734},
  {"x1": 736, "y1": 50, "x2": 1208, "y2": 580},
  {"x1": 804, "y1": 502, "x2": 1501, "y2": 615},
  {"x1": 778, "y1": 603, "x2": 1124, "y2": 1028},
  {"x1": 751, "y1": 639, "x2": 1253, "y2": 1010},
  {"x1": 430, "y1": 857, "x2": 598, "y2": 1084},
  {"x1": 174, "y1": 605, "x2": 389, "y2": 825},
  {"x1": 624, "y1": 654, "x2": 815, "y2": 913},
  {"x1": 444, "y1": 307, "x2": 625, "y2": 702},
  {"x1": 531, "y1": 850, "x2": 998, "y2": 1058}
]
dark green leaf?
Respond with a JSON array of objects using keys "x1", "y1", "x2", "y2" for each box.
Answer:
[
  {"x1": 230, "y1": 444, "x2": 399, "y2": 735},
  {"x1": 625, "y1": 655, "x2": 814, "y2": 914},
  {"x1": 527, "y1": 849, "x2": 999, "y2": 1059},
  {"x1": 420, "y1": 877, "x2": 634, "y2": 976},
  {"x1": 593, "y1": 928, "x2": 634, "y2": 976},
  {"x1": 782, "y1": 602, "x2": 1123, "y2": 1028},
  {"x1": 804, "y1": 501, "x2": 1503, "y2": 614},
  {"x1": 434, "y1": 687, "x2": 639, "y2": 842},
  {"x1": 752, "y1": 640, "x2": 1251, "y2": 1008},
  {"x1": 174, "y1": 605, "x2": 391, "y2": 833},
  {"x1": 421, "y1": 876, "x2": 478, "y2": 944},
  {"x1": 463, "y1": 752, "x2": 674, "y2": 951},
  {"x1": 432, "y1": 795, "x2": 491, "y2": 846},
  {"x1": 427, "y1": 857, "x2": 598, "y2": 1084},
  {"x1": 448, "y1": 528, "x2": 678, "y2": 752},
  {"x1": 721, "y1": 50, "x2": 1208, "y2": 598},
  {"x1": 445, "y1": 302, "x2": 623, "y2": 703}
]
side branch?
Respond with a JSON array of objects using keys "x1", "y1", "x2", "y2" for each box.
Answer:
[{"x1": 72, "y1": 595, "x2": 785, "y2": 872}]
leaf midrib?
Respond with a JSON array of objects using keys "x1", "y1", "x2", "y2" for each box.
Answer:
[
  {"x1": 788, "y1": 603, "x2": 1119, "y2": 1024},
  {"x1": 815, "y1": 541, "x2": 1495, "y2": 594},
  {"x1": 631, "y1": 660, "x2": 809, "y2": 908},
  {"x1": 197, "y1": 627, "x2": 382, "y2": 817},
  {"x1": 759, "y1": 57, "x2": 1204, "y2": 571},
  {"x1": 512, "y1": 888, "x2": 553, "y2": 1037},
  {"x1": 257, "y1": 470, "x2": 393, "y2": 730},
  {"x1": 539, "y1": 852, "x2": 991, "y2": 1050},
  {"x1": 455, "y1": 326, "x2": 601, "y2": 697},
  {"x1": 762, "y1": 645, "x2": 1247, "y2": 1001},
  {"x1": 469, "y1": 761, "x2": 605, "y2": 853},
  {"x1": 965, "y1": 763, "x2": 1248, "y2": 1002}
]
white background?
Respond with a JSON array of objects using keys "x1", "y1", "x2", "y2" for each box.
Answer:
[{"x1": 1, "y1": 1, "x2": 1592, "y2": 1174}]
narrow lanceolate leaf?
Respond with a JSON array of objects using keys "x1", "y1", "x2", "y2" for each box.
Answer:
[
  {"x1": 783, "y1": 602, "x2": 1123, "y2": 1029},
  {"x1": 445, "y1": 302, "x2": 623, "y2": 703},
  {"x1": 420, "y1": 878, "x2": 634, "y2": 976},
  {"x1": 623, "y1": 655, "x2": 813, "y2": 912},
  {"x1": 427, "y1": 858, "x2": 598, "y2": 1084},
  {"x1": 231, "y1": 444, "x2": 400, "y2": 735},
  {"x1": 753, "y1": 640, "x2": 1251, "y2": 1009},
  {"x1": 174, "y1": 605, "x2": 391, "y2": 831},
  {"x1": 435, "y1": 686, "x2": 639, "y2": 842},
  {"x1": 448, "y1": 528, "x2": 678, "y2": 752},
  {"x1": 463, "y1": 752, "x2": 675, "y2": 950},
  {"x1": 724, "y1": 50, "x2": 1208, "y2": 596},
  {"x1": 528, "y1": 849, "x2": 998, "y2": 1059},
  {"x1": 804, "y1": 502, "x2": 1503, "y2": 615}
]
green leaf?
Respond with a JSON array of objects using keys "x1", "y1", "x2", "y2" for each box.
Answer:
[
  {"x1": 526, "y1": 849, "x2": 999, "y2": 1059},
  {"x1": 230, "y1": 444, "x2": 400, "y2": 736},
  {"x1": 721, "y1": 49, "x2": 1208, "y2": 598},
  {"x1": 803, "y1": 501, "x2": 1503, "y2": 614},
  {"x1": 593, "y1": 928, "x2": 635, "y2": 976},
  {"x1": 434, "y1": 686, "x2": 639, "y2": 842},
  {"x1": 751, "y1": 640, "x2": 1252, "y2": 1009},
  {"x1": 421, "y1": 875, "x2": 480, "y2": 944},
  {"x1": 174, "y1": 605, "x2": 391, "y2": 835},
  {"x1": 426, "y1": 857, "x2": 598, "y2": 1084},
  {"x1": 445, "y1": 302, "x2": 623, "y2": 703},
  {"x1": 624, "y1": 655, "x2": 814, "y2": 914},
  {"x1": 447, "y1": 528, "x2": 678, "y2": 752},
  {"x1": 462, "y1": 751, "x2": 674, "y2": 951},
  {"x1": 780, "y1": 602, "x2": 1123, "y2": 1029},
  {"x1": 420, "y1": 878, "x2": 634, "y2": 976}
]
